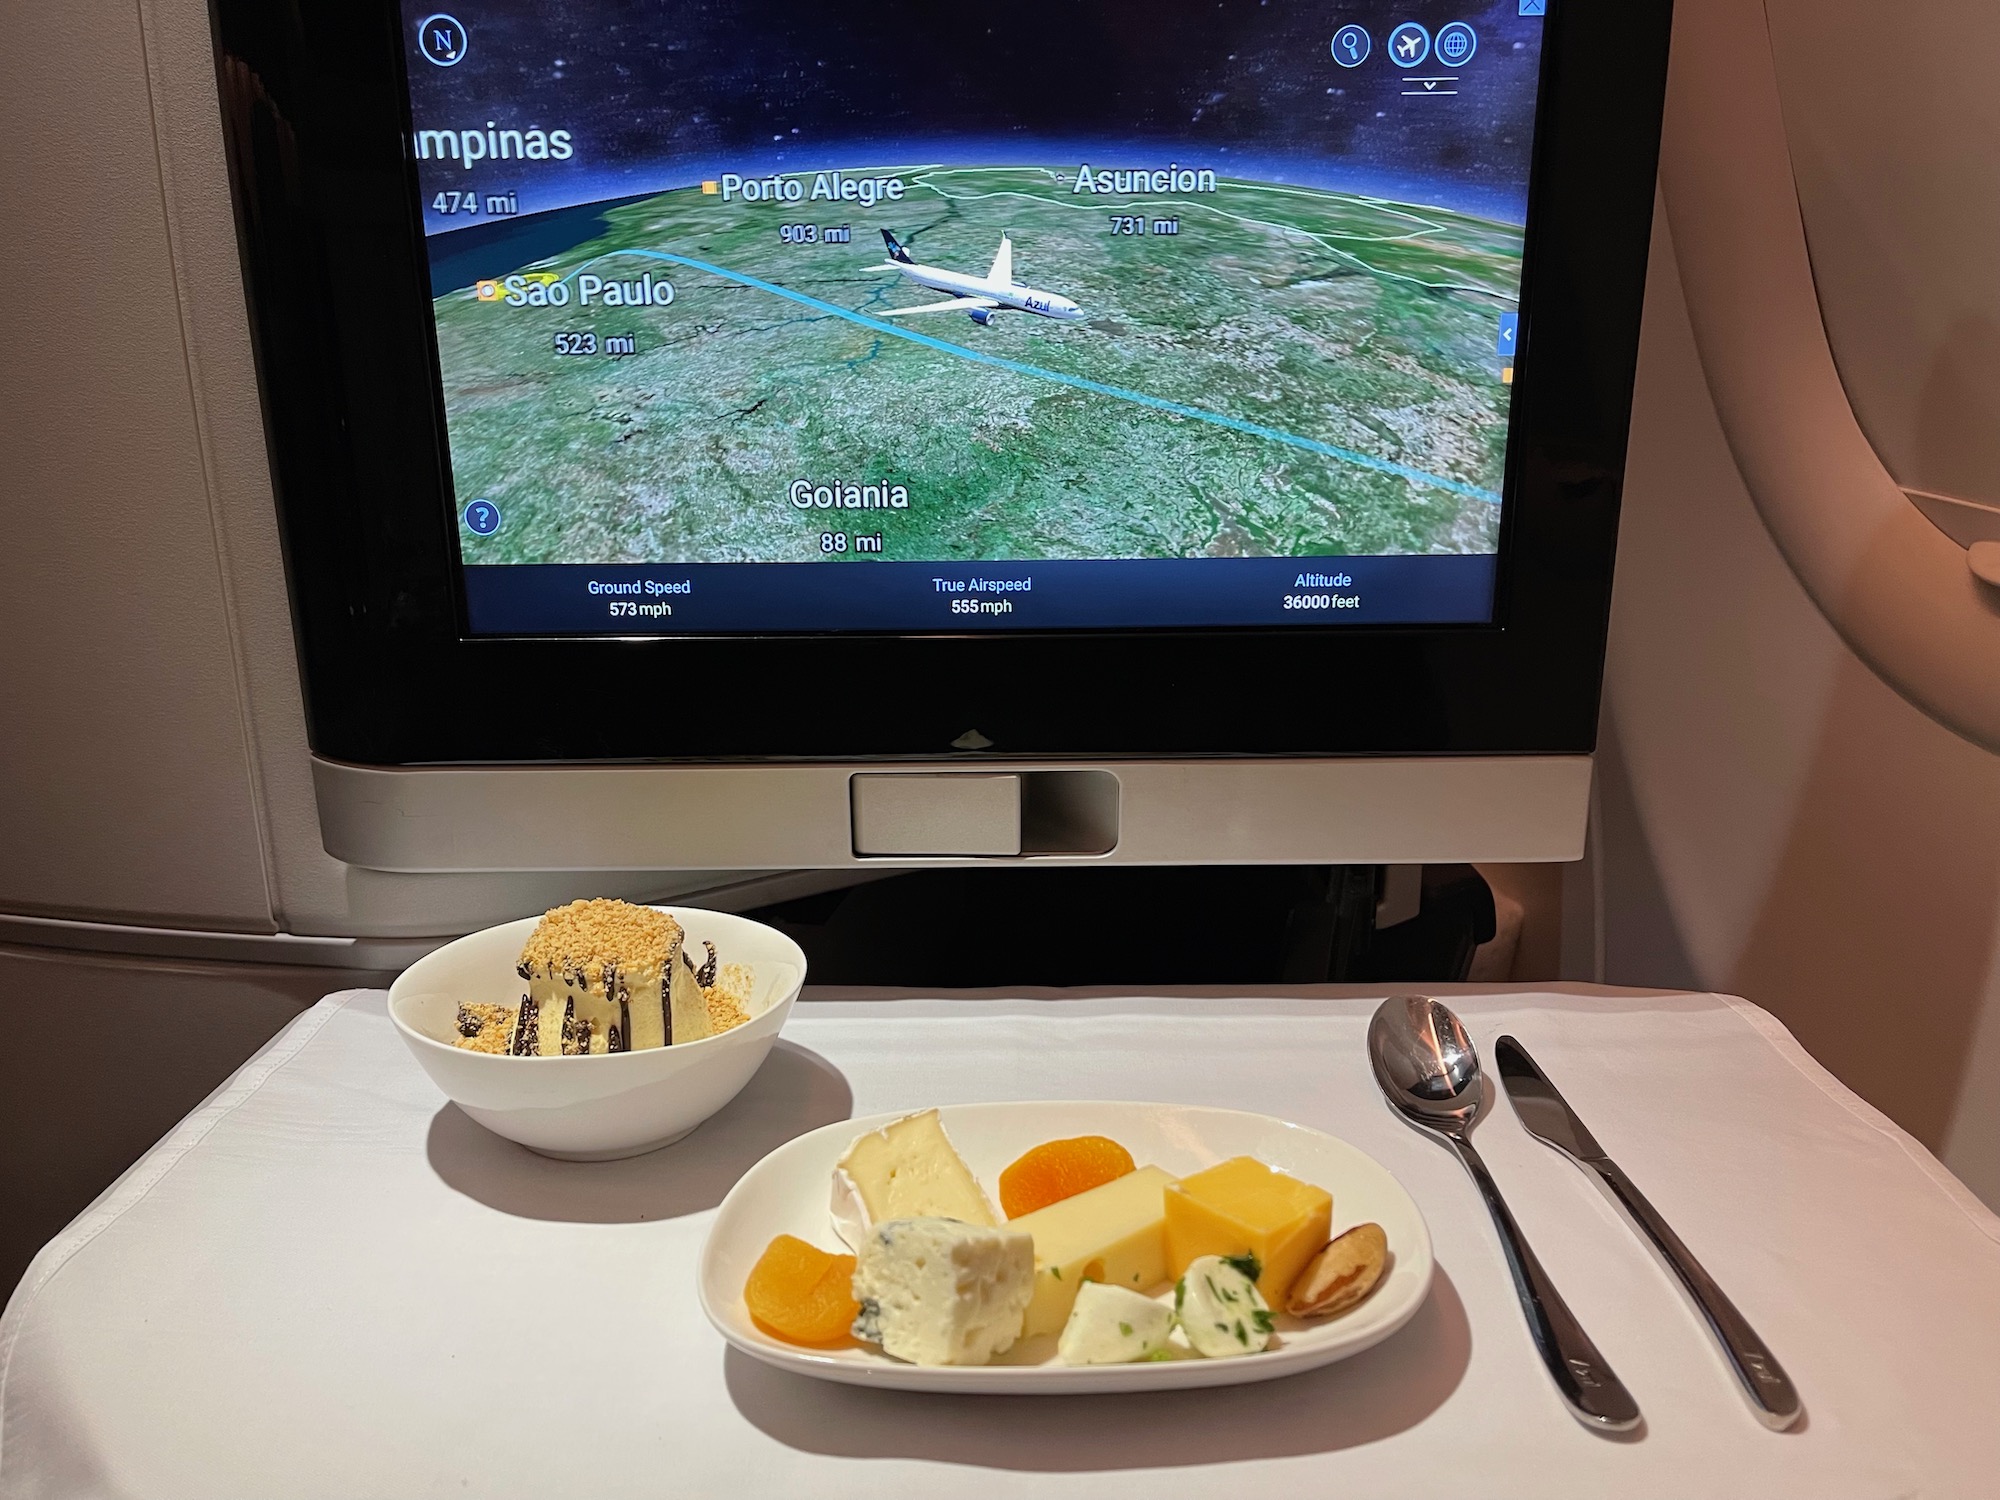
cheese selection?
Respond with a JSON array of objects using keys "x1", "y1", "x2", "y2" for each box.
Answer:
[
  {"x1": 449, "y1": 899, "x2": 754, "y2": 1057},
  {"x1": 743, "y1": 1116, "x2": 1391, "y2": 1371}
]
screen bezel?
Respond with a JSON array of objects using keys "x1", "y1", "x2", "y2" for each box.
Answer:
[{"x1": 211, "y1": 0, "x2": 1672, "y2": 766}]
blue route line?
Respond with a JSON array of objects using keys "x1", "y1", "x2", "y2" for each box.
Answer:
[{"x1": 561, "y1": 249, "x2": 1501, "y2": 504}]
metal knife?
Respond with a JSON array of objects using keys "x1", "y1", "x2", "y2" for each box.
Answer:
[{"x1": 1494, "y1": 1035, "x2": 1804, "y2": 1431}]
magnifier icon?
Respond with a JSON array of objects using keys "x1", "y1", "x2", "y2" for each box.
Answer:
[{"x1": 1332, "y1": 25, "x2": 1371, "y2": 67}]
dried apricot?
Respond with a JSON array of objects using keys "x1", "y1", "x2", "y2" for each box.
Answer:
[
  {"x1": 743, "y1": 1234, "x2": 859, "y2": 1346},
  {"x1": 998, "y1": 1135, "x2": 1138, "y2": 1218}
]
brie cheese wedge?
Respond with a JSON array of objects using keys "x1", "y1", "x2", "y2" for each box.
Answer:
[{"x1": 829, "y1": 1109, "x2": 997, "y2": 1252}]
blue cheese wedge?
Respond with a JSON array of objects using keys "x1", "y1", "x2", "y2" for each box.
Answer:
[
  {"x1": 1175, "y1": 1254, "x2": 1276, "y2": 1357},
  {"x1": 1056, "y1": 1281, "x2": 1174, "y2": 1365},
  {"x1": 850, "y1": 1217, "x2": 1034, "y2": 1367},
  {"x1": 830, "y1": 1110, "x2": 997, "y2": 1252}
]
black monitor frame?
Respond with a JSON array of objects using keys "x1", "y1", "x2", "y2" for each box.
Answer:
[{"x1": 210, "y1": 0, "x2": 1672, "y2": 767}]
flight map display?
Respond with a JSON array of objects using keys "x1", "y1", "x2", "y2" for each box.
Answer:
[{"x1": 402, "y1": 1, "x2": 1546, "y2": 634}]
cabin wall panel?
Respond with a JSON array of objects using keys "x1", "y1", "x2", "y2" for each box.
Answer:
[
  {"x1": 1604, "y1": 212, "x2": 2000, "y2": 1207},
  {"x1": 1764, "y1": 0, "x2": 2000, "y2": 510},
  {"x1": 0, "y1": 0, "x2": 275, "y2": 931}
]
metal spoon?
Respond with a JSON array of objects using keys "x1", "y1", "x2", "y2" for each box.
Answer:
[{"x1": 1369, "y1": 995, "x2": 1642, "y2": 1432}]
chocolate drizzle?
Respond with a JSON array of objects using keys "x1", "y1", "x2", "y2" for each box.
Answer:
[
  {"x1": 509, "y1": 995, "x2": 540, "y2": 1056},
  {"x1": 694, "y1": 940, "x2": 718, "y2": 990}
]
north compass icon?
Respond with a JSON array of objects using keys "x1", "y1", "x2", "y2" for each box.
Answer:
[{"x1": 418, "y1": 13, "x2": 468, "y2": 67}]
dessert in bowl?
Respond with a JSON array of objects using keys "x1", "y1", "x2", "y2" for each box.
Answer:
[{"x1": 389, "y1": 901, "x2": 806, "y2": 1160}]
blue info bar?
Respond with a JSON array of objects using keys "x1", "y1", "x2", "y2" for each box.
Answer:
[{"x1": 461, "y1": 554, "x2": 1498, "y2": 635}]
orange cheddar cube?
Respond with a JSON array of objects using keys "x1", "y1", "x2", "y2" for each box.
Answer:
[{"x1": 1164, "y1": 1157, "x2": 1332, "y2": 1306}]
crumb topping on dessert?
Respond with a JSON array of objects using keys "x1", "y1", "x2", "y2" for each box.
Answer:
[
  {"x1": 519, "y1": 898, "x2": 684, "y2": 983},
  {"x1": 453, "y1": 1001, "x2": 517, "y2": 1055},
  {"x1": 705, "y1": 988, "x2": 748, "y2": 1034},
  {"x1": 703, "y1": 962, "x2": 755, "y2": 1033},
  {"x1": 455, "y1": 906, "x2": 754, "y2": 1056}
]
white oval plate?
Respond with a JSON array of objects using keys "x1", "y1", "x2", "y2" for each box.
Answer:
[{"x1": 698, "y1": 1101, "x2": 1433, "y2": 1393}]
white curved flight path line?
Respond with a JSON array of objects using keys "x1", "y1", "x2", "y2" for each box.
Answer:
[{"x1": 558, "y1": 248, "x2": 1502, "y2": 505}]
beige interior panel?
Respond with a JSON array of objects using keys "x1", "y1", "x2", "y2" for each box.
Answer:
[
  {"x1": 1603, "y1": 206, "x2": 2000, "y2": 1212},
  {"x1": 0, "y1": 0, "x2": 274, "y2": 931},
  {"x1": 1660, "y1": 0, "x2": 2000, "y2": 754},
  {"x1": 312, "y1": 755, "x2": 1594, "y2": 872},
  {"x1": 1764, "y1": 0, "x2": 2000, "y2": 510}
]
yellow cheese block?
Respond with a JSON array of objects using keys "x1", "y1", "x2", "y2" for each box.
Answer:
[
  {"x1": 1164, "y1": 1156, "x2": 1332, "y2": 1305},
  {"x1": 1005, "y1": 1165, "x2": 1177, "y2": 1338}
]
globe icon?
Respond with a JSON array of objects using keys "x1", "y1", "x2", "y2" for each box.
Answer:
[{"x1": 1437, "y1": 23, "x2": 1477, "y2": 66}]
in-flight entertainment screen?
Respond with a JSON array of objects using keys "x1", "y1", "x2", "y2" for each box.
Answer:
[{"x1": 399, "y1": 1, "x2": 1546, "y2": 635}]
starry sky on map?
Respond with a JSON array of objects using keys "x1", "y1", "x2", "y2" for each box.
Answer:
[{"x1": 401, "y1": 0, "x2": 1546, "y2": 222}]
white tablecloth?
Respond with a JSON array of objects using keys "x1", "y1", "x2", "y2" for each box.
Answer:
[{"x1": 4, "y1": 986, "x2": 1997, "y2": 1499}]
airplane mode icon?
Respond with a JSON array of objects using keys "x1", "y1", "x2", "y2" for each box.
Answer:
[{"x1": 1388, "y1": 23, "x2": 1432, "y2": 69}]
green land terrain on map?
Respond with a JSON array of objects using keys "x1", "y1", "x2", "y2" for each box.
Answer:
[{"x1": 437, "y1": 165, "x2": 1521, "y2": 566}]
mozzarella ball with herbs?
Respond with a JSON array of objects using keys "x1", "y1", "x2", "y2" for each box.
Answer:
[{"x1": 1175, "y1": 1255, "x2": 1276, "y2": 1357}]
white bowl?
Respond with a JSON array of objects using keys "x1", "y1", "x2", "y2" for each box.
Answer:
[{"x1": 389, "y1": 906, "x2": 806, "y2": 1160}]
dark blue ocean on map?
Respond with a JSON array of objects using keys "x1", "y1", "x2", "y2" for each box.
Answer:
[{"x1": 426, "y1": 197, "x2": 657, "y2": 294}]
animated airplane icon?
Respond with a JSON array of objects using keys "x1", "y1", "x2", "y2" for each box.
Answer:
[{"x1": 875, "y1": 230, "x2": 1083, "y2": 325}]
